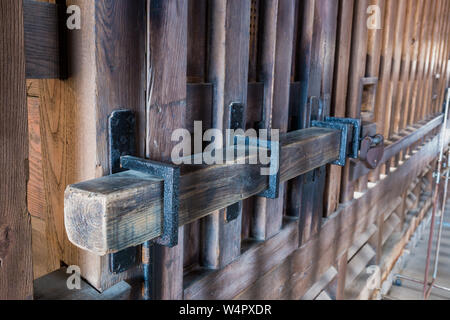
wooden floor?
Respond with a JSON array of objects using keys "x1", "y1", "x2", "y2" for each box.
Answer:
[{"x1": 387, "y1": 198, "x2": 450, "y2": 300}]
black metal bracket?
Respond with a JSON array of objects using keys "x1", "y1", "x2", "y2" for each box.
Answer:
[
  {"x1": 226, "y1": 102, "x2": 245, "y2": 222},
  {"x1": 107, "y1": 110, "x2": 180, "y2": 274},
  {"x1": 121, "y1": 156, "x2": 180, "y2": 248},
  {"x1": 235, "y1": 135, "x2": 280, "y2": 199},
  {"x1": 311, "y1": 117, "x2": 361, "y2": 166},
  {"x1": 325, "y1": 117, "x2": 361, "y2": 159},
  {"x1": 108, "y1": 110, "x2": 138, "y2": 274}
]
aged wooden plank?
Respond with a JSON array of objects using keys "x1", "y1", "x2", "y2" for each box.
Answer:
[
  {"x1": 253, "y1": 0, "x2": 295, "y2": 241},
  {"x1": 201, "y1": 0, "x2": 251, "y2": 270},
  {"x1": 146, "y1": 0, "x2": 188, "y2": 300},
  {"x1": 65, "y1": 128, "x2": 341, "y2": 255},
  {"x1": 340, "y1": 0, "x2": 369, "y2": 202},
  {"x1": 184, "y1": 129, "x2": 447, "y2": 299},
  {"x1": 183, "y1": 0, "x2": 208, "y2": 273},
  {"x1": 252, "y1": 0, "x2": 279, "y2": 240},
  {"x1": 385, "y1": 0, "x2": 407, "y2": 140},
  {"x1": 286, "y1": 0, "x2": 315, "y2": 224},
  {"x1": 298, "y1": 0, "x2": 338, "y2": 244},
  {"x1": 23, "y1": 0, "x2": 64, "y2": 79},
  {"x1": 0, "y1": 0, "x2": 34, "y2": 300},
  {"x1": 324, "y1": 0, "x2": 355, "y2": 216}
]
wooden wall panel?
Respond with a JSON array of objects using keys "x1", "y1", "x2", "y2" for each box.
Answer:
[{"x1": 0, "y1": 0, "x2": 33, "y2": 299}]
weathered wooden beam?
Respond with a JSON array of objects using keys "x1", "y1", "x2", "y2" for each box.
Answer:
[
  {"x1": 65, "y1": 127, "x2": 341, "y2": 255},
  {"x1": 0, "y1": 0, "x2": 34, "y2": 300},
  {"x1": 349, "y1": 114, "x2": 443, "y2": 181},
  {"x1": 23, "y1": 0, "x2": 65, "y2": 79}
]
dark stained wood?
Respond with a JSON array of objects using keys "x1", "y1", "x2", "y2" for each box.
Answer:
[
  {"x1": 202, "y1": 0, "x2": 251, "y2": 269},
  {"x1": 0, "y1": 0, "x2": 34, "y2": 300},
  {"x1": 287, "y1": 0, "x2": 315, "y2": 226},
  {"x1": 253, "y1": 0, "x2": 295, "y2": 241},
  {"x1": 340, "y1": 0, "x2": 369, "y2": 203},
  {"x1": 146, "y1": 0, "x2": 188, "y2": 300},
  {"x1": 23, "y1": 0, "x2": 64, "y2": 79},
  {"x1": 325, "y1": 0, "x2": 354, "y2": 216}
]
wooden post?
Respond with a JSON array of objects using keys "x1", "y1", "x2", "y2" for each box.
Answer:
[
  {"x1": 147, "y1": 0, "x2": 188, "y2": 300},
  {"x1": 325, "y1": 0, "x2": 355, "y2": 216},
  {"x1": 0, "y1": 0, "x2": 33, "y2": 299},
  {"x1": 340, "y1": 0, "x2": 369, "y2": 202},
  {"x1": 253, "y1": 0, "x2": 295, "y2": 241}
]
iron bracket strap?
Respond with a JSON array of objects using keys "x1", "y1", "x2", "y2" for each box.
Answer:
[
  {"x1": 311, "y1": 117, "x2": 361, "y2": 166},
  {"x1": 234, "y1": 135, "x2": 280, "y2": 199},
  {"x1": 107, "y1": 110, "x2": 180, "y2": 274},
  {"x1": 120, "y1": 156, "x2": 180, "y2": 248}
]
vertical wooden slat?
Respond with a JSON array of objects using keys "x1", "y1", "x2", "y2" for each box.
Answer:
[
  {"x1": 287, "y1": 0, "x2": 315, "y2": 225},
  {"x1": 406, "y1": 0, "x2": 428, "y2": 126},
  {"x1": 325, "y1": 0, "x2": 355, "y2": 216},
  {"x1": 385, "y1": 0, "x2": 407, "y2": 141},
  {"x1": 412, "y1": 0, "x2": 435, "y2": 124},
  {"x1": 253, "y1": 0, "x2": 295, "y2": 240},
  {"x1": 147, "y1": 0, "x2": 188, "y2": 300},
  {"x1": 436, "y1": 1, "x2": 450, "y2": 113},
  {"x1": 429, "y1": 0, "x2": 449, "y2": 115},
  {"x1": 300, "y1": 0, "x2": 338, "y2": 241},
  {"x1": 0, "y1": 0, "x2": 33, "y2": 300},
  {"x1": 402, "y1": 0, "x2": 425, "y2": 131},
  {"x1": 202, "y1": 0, "x2": 251, "y2": 269},
  {"x1": 183, "y1": 0, "x2": 208, "y2": 273},
  {"x1": 420, "y1": 0, "x2": 443, "y2": 119},
  {"x1": 391, "y1": 0, "x2": 415, "y2": 138},
  {"x1": 356, "y1": 0, "x2": 386, "y2": 191},
  {"x1": 371, "y1": 0, "x2": 398, "y2": 177},
  {"x1": 252, "y1": 0, "x2": 278, "y2": 240},
  {"x1": 340, "y1": 0, "x2": 369, "y2": 202}
]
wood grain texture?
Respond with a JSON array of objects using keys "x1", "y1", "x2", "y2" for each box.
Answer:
[
  {"x1": 340, "y1": 0, "x2": 369, "y2": 202},
  {"x1": 253, "y1": 0, "x2": 295, "y2": 241},
  {"x1": 202, "y1": 0, "x2": 251, "y2": 270},
  {"x1": 146, "y1": 0, "x2": 188, "y2": 300},
  {"x1": 324, "y1": 0, "x2": 354, "y2": 216},
  {"x1": 23, "y1": 0, "x2": 63, "y2": 79},
  {"x1": 0, "y1": 0, "x2": 33, "y2": 300}
]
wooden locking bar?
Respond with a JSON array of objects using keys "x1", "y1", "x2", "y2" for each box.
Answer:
[{"x1": 65, "y1": 127, "x2": 340, "y2": 255}]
